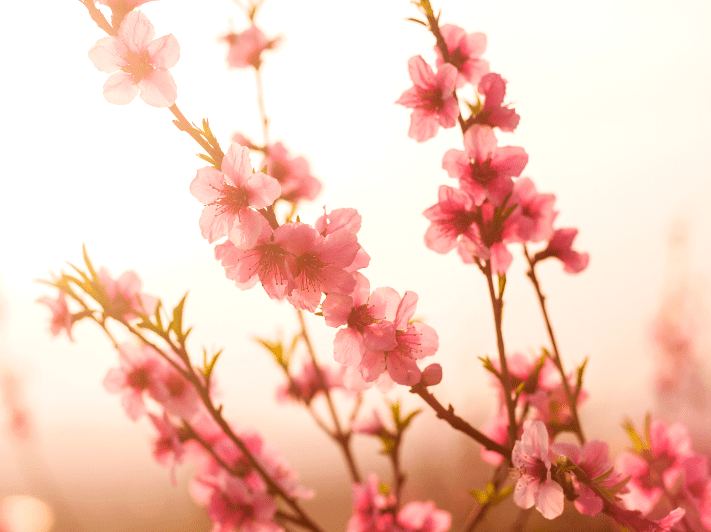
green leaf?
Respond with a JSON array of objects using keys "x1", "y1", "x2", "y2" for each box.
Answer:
[
  {"x1": 201, "y1": 347, "x2": 223, "y2": 380},
  {"x1": 254, "y1": 336, "x2": 286, "y2": 368},
  {"x1": 574, "y1": 357, "x2": 588, "y2": 401},
  {"x1": 478, "y1": 356, "x2": 499, "y2": 377},
  {"x1": 154, "y1": 300, "x2": 164, "y2": 333},
  {"x1": 170, "y1": 292, "x2": 189, "y2": 341},
  {"x1": 622, "y1": 418, "x2": 645, "y2": 453},
  {"x1": 398, "y1": 408, "x2": 422, "y2": 432},
  {"x1": 82, "y1": 244, "x2": 99, "y2": 281}
]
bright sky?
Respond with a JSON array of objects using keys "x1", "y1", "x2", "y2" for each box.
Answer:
[{"x1": 1, "y1": 0, "x2": 711, "y2": 518}]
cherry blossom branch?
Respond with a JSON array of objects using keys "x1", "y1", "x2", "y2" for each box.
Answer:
[
  {"x1": 523, "y1": 245, "x2": 585, "y2": 443},
  {"x1": 168, "y1": 104, "x2": 225, "y2": 169},
  {"x1": 297, "y1": 310, "x2": 362, "y2": 483},
  {"x1": 78, "y1": 0, "x2": 116, "y2": 36},
  {"x1": 481, "y1": 260, "x2": 518, "y2": 447},
  {"x1": 409, "y1": 382, "x2": 511, "y2": 459}
]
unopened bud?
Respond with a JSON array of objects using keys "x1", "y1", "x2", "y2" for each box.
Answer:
[{"x1": 421, "y1": 364, "x2": 442, "y2": 386}]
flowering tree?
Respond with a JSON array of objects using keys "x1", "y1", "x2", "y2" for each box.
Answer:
[{"x1": 35, "y1": 0, "x2": 711, "y2": 531}]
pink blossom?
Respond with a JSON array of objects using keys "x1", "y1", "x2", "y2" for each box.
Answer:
[
  {"x1": 103, "y1": 343, "x2": 169, "y2": 421},
  {"x1": 322, "y1": 273, "x2": 398, "y2": 367},
  {"x1": 224, "y1": 26, "x2": 276, "y2": 69},
  {"x1": 512, "y1": 420, "x2": 564, "y2": 519},
  {"x1": 434, "y1": 25, "x2": 489, "y2": 88},
  {"x1": 190, "y1": 143, "x2": 280, "y2": 247},
  {"x1": 360, "y1": 291, "x2": 439, "y2": 386},
  {"x1": 280, "y1": 223, "x2": 359, "y2": 312},
  {"x1": 423, "y1": 185, "x2": 478, "y2": 254},
  {"x1": 469, "y1": 73, "x2": 520, "y2": 132},
  {"x1": 88, "y1": 10, "x2": 179, "y2": 107},
  {"x1": 442, "y1": 125, "x2": 528, "y2": 206},
  {"x1": 98, "y1": 267, "x2": 157, "y2": 321},
  {"x1": 396, "y1": 56, "x2": 459, "y2": 142},
  {"x1": 347, "y1": 474, "x2": 398, "y2": 532},
  {"x1": 508, "y1": 178, "x2": 556, "y2": 243},
  {"x1": 397, "y1": 501, "x2": 451, "y2": 532},
  {"x1": 214, "y1": 225, "x2": 292, "y2": 300},
  {"x1": 534, "y1": 228, "x2": 589, "y2": 273},
  {"x1": 480, "y1": 408, "x2": 509, "y2": 466},
  {"x1": 455, "y1": 201, "x2": 518, "y2": 274},
  {"x1": 157, "y1": 366, "x2": 200, "y2": 421},
  {"x1": 260, "y1": 143, "x2": 321, "y2": 203},
  {"x1": 351, "y1": 409, "x2": 386, "y2": 436},
  {"x1": 148, "y1": 412, "x2": 185, "y2": 486},
  {"x1": 552, "y1": 440, "x2": 617, "y2": 516},
  {"x1": 315, "y1": 208, "x2": 371, "y2": 272},
  {"x1": 37, "y1": 292, "x2": 75, "y2": 341},
  {"x1": 201, "y1": 472, "x2": 280, "y2": 532},
  {"x1": 276, "y1": 360, "x2": 345, "y2": 405}
]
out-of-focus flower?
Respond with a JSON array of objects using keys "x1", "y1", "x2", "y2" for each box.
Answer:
[
  {"x1": 88, "y1": 10, "x2": 179, "y2": 107},
  {"x1": 224, "y1": 26, "x2": 277, "y2": 69},
  {"x1": 434, "y1": 24, "x2": 489, "y2": 88}
]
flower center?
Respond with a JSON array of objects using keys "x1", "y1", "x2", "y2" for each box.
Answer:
[
  {"x1": 448, "y1": 48, "x2": 467, "y2": 70},
  {"x1": 122, "y1": 49, "x2": 154, "y2": 83},
  {"x1": 293, "y1": 252, "x2": 327, "y2": 291},
  {"x1": 165, "y1": 374, "x2": 185, "y2": 398},
  {"x1": 419, "y1": 88, "x2": 444, "y2": 111},
  {"x1": 347, "y1": 304, "x2": 376, "y2": 331},
  {"x1": 127, "y1": 367, "x2": 150, "y2": 390},
  {"x1": 213, "y1": 183, "x2": 250, "y2": 216},
  {"x1": 468, "y1": 158, "x2": 497, "y2": 185}
]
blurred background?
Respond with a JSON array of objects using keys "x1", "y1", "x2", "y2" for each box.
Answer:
[{"x1": 1, "y1": 0, "x2": 710, "y2": 530}]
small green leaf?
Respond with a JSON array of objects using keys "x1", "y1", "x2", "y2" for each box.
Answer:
[
  {"x1": 171, "y1": 292, "x2": 189, "y2": 340},
  {"x1": 254, "y1": 336, "x2": 286, "y2": 368},
  {"x1": 405, "y1": 17, "x2": 427, "y2": 26},
  {"x1": 82, "y1": 244, "x2": 99, "y2": 281},
  {"x1": 622, "y1": 418, "x2": 645, "y2": 454},
  {"x1": 497, "y1": 273, "x2": 506, "y2": 298},
  {"x1": 154, "y1": 300, "x2": 164, "y2": 332}
]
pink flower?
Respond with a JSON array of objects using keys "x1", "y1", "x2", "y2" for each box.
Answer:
[
  {"x1": 359, "y1": 291, "x2": 439, "y2": 386},
  {"x1": 88, "y1": 10, "x2": 179, "y2": 107},
  {"x1": 224, "y1": 26, "x2": 276, "y2": 69},
  {"x1": 98, "y1": 267, "x2": 157, "y2": 321},
  {"x1": 512, "y1": 420, "x2": 564, "y2": 519},
  {"x1": 455, "y1": 201, "x2": 518, "y2": 274},
  {"x1": 508, "y1": 178, "x2": 556, "y2": 243},
  {"x1": 469, "y1": 73, "x2": 520, "y2": 132},
  {"x1": 214, "y1": 225, "x2": 292, "y2": 300},
  {"x1": 37, "y1": 292, "x2": 75, "y2": 341},
  {"x1": 201, "y1": 472, "x2": 280, "y2": 532},
  {"x1": 190, "y1": 143, "x2": 280, "y2": 247},
  {"x1": 260, "y1": 142, "x2": 321, "y2": 203},
  {"x1": 347, "y1": 474, "x2": 398, "y2": 532},
  {"x1": 276, "y1": 360, "x2": 345, "y2": 405},
  {"x1": 158, "y1": 366, "x2": 200, "y2": 421},
  {"x1": 396, "y1": 56, "x2": 459, "y2": 142},
  {"x1": 423, "y1": 185, "x2": 478, "y2": 254},
  {"x1": 103, "y1": 343, "x2": 169, "y2": 421},
  {"x1": 280, "y1": 223, "x2": 359, "y2": 312},
  {"x1": 434, "y1": 25, "x2": 489, "y2": 88},
  {"x1": 552, "y1": 440, "x2": 617, "y2": 516},
  {"x1": 442, "y1": 125, "x2": 528, "y2": 206},
  {"x1": 397, "y1": 501, "x2": 451, "y2": 532},
  {"x1": 534, "y1": 228, "x2": 590, "y2": 273},
  {"x1": 148, "y1": 412, "x2": 185, "y2": 486},
  {"x1": 322, "y1": 273, "x2": 398, "y2": 367}
]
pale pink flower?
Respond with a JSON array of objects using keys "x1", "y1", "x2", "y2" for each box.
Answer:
[
  {"x1": 351, "y1": 409, "x2": 386, "y2": 436},
  {"x1": 360, "y1": 291, "x2": 439, "y2": 386},
  {"x1": 37, "y1": 292, "x2": 75, "y2": 341},
  {"x1": 98, "y1": 267, "x2": 157, "y2": 321},
  {"x1": 280, "y1": 223, "x2": 359, "y2": 312},
  {"x1": 157, "y1": 365, "x2": 200, "y2": 421},
  {"x1": 103, "y1": 343, "x2": 169, "y2": 421},
  {"x1": 190, "y1": 143, "x2": 280, "y2": 247},
  {"x1": 508, "y1": 178, "x2": 556, "y2": 243},
  {"x1": 469, "y1": 73, "x2": 520, "y2": 132},
  {"x1": 534, "y1": 228, "x2": 590, "y2": 273},
  {"x1": 322, "y1": 273, "x2": 398, "y2": 367},
  {"x1": 512, "y1": 420, "x2": 564, "y2": 519},
  {"x1": 455, "y1": 201, "x2": 518, "y2": 274},
  {"x1": 442, "y1": 125, "x2": 528, "y2": 206},
  {"x1": 396, "y1": 56, "x2": 459, "y2": 142},
  {"x1": 260, "y1": 143, "x2": 321, "y2": 203},
  {"x1": 224, "y1": 26, "x2": 276, "y2": 69},
  {"x1": 88, "y1": 10, "x2": 179, "y2": 107},
  {"x1": 434, "y1": 24, "x2": 489, "y2": 88},
  {"x1": 397, "y1": 501, "x2": 451, "y2": 532}
]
